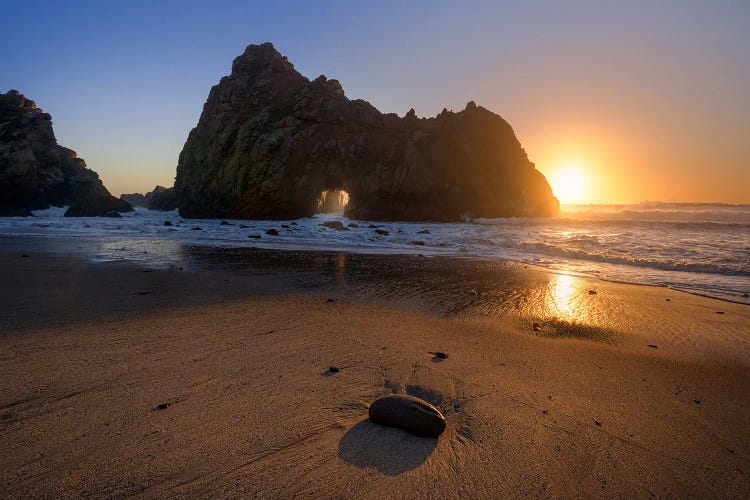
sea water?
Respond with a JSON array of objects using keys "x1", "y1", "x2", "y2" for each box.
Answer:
[{"x1": 0, "y1": 202, "x2": 748, "y2": 303}]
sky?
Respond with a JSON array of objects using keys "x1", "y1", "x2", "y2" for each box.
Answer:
[{"x1": 2, "y1": 0, "x2": 749, "y2": 203}]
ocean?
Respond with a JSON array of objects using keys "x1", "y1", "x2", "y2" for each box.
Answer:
[{"x1": 1, "y1": 202, "x2": 748, "y2": 304}]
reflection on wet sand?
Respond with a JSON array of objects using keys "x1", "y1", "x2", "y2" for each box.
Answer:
[
  {"x1": 0, "y1": 235, "x2": 617, "y2": 342},
  {"x1": 178, "y1": 245, "x2": 616, "y2": 342}
]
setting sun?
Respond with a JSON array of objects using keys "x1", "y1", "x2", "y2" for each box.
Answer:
[{"x1": 550, "y1": 166, "x2": 588, "y2": 204}]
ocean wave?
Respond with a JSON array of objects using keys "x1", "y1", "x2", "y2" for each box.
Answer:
[{"x1": 515, "y1": 241, "x2": 750, "y2": 277}]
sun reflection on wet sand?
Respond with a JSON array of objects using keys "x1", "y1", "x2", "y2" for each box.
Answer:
[{"x1": 551, "y1": 274, "x2": 577, "y2": 320}]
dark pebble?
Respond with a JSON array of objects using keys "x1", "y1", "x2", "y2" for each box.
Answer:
[
  {"x1": 716, "y1": 311, "x2": 725, "y2": 314},
  {"x1": 266, "y1": 229, "x2": 279, "y2": 236},
  {"x1": 326, "y1": 298, "x2": 335, "y2": 303},
  {"x1": 593, "y1": 418, "x2": 602, "y2": 426},
  {"x1": 328, "y1": 366, "x2": 340, "y2": 373},
  {"x1": 588, "y1": 290, "x2": 597, "y2": 295},
  {"x1": 648, "y1": 344, "x2": 658, "y2": 349},
  {"x1": 368, "y1": 394, "x2": 446, "y2": 437},
  {"x1": 433, "y1": 352, "x2": 448, "y2": 359},
  {"x1": 694, "y1": 399, "x2": 701, "y2": 404},
  {"x1": 20, "y1": 254, "x2": 29, "y2": 258},
  {"x1": 665, "y1": 298, "x2": 670, "y2": 301},
  {"x1": 152, "y1": 402, "x2": 171, "y2": 411}
]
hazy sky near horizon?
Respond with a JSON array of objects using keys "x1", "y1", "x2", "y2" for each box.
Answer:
[{"x1": 2, "y1": 0, "x2": 749, "y2": 203}]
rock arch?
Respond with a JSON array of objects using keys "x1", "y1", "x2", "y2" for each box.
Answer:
[{"x1": 175, "y1": 43, "x2": 559, "y2": 221}]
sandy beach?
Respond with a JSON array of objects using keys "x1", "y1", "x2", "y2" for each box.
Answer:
[{"x1": 1, "y1": 244, "x2": 749, "y2": 498}]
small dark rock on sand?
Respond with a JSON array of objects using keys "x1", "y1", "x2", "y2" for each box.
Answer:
[
  {"x1": 368, "y1": 394, "x2": 446, "y2": 437},
  {"x1": 326, "y1": 298, "x2": 336, "y2": 303},
  {"x1": 588, "y1": 290, "x2": 597, "y2": 295},
  {"x1": 375, "y1": 229, "x2": 389, "y2": 236},
  {"x1": 328, "y1": 366, "x2": 340, "y2": 373},
  {"x1": 648, "y1": 344, "x2": 658, "y2": 349},
  {"x1": 716, "y1": 311, "x2": 725, "y2": 315},
  {"x1": 266, "y1": 228, "x2": 279, "y2": 236},
  {"x1": 665, "y1": 298, "x2": 670, "y2": 302},
  {"x1": 532, "y1": 322, "x2": 543, "y2": 332},
  {"x1": 20, "y1": 253, "x2": 29, "y2": 258},
  {"x1": 248, "y1": 234, "x2": 261, "y2": 239},
  {"x1": 417, "y1": 229, "x2": 430, "y2": 234},
  {"x1": 152, "y1": 402, "x2": 171, "y2": 411},
  {"x1": 743, "y1": 293, "x2": 749, "y2": 298},
  {"x1": 163, "y1": 221, "x2": 173, "y2": 226},
  {"x1": 432, "y1": 352, "x2": 448, "y2": 359}
]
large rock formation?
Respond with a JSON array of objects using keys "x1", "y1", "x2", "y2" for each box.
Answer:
[
  {"x1": 0, "y1": 90, "x2": 131, "y2": 216},
  {"x1": 120, "y1": 185, "x2": 178, "y2": 211},
  {"x1": 175, "y1": 43, "x2": 559, "y2": 221}
]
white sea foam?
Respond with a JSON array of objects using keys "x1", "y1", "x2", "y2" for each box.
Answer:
[{"x1": 1, "y1": 203, "x2": 748, "y2": 303}]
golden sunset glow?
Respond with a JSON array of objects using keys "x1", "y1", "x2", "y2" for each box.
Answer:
[{"x1": 550, "y1": 165, "x2": 588, "y2": 204}]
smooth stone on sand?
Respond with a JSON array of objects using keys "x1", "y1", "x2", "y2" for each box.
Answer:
[{"x1": 368, "y1": 394, "x2": 446, "y2": 438}]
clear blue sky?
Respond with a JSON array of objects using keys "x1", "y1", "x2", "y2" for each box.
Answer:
[{"x1": 2, "y1": 0, "x2": 749, "y2": 202}]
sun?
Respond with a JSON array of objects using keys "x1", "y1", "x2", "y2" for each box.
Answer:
[{"x1": 550, "y1": 166, "x2": 588, "y2": 204}]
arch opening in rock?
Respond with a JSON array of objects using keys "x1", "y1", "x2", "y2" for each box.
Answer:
[{"x1": 317, "y1": 189, "x2": 350, "y2": 214}]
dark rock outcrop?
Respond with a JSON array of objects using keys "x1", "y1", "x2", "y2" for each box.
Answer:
[
  {"x1": 120, "y1": 192, "x2": 148, "y2": 207},
  {"x1": 175, "y1": 43, "x2": 559, "y2": 221},
  {"x1": 120, "y1": 185, "x2": 178, "y2": 211},
  {"x1": 0, "y1": 90, "x2": 131, "y2": 217}
]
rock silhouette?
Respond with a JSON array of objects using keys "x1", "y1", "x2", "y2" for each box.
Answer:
[
  {"x1": 121, "y1": 185, "x2": 178, "y2": 211},
  {"x1": 175, "y1": 43, "x2": 559, "y2": 221},
  {"x1": 0, "y1": 90, "x2": 131, "y2": 217}
]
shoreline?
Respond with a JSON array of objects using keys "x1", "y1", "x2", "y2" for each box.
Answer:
[
  {"x1": 0, "y1": 233, "x2": 748, "y2": 307},
  {"x1": 2, "y1": 240, "x2": 750, "y2": 497}
]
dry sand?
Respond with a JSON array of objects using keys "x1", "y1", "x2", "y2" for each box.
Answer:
[{"x1": 1, "y1": 250, "x2": 749, "y2": 498}]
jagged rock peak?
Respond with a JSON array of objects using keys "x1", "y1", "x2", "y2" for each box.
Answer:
[{"x1": 231, "y1": 42, "x2": 298, "y2": 75}]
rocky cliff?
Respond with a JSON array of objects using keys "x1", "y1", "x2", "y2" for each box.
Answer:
[
  {"x1": 0, "y1": 90, "x2": 131, "y2": 216},
  {"x1": 175, "y1": 43, "x2": 559, "y2": 221},
  {"x1": 120, "y1": 185, "x2": 178, "y2": 211}
]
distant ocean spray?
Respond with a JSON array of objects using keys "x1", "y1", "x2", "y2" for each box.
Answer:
[{"x1": 1, "y1": 201, "x2": 748, "y2": 303}]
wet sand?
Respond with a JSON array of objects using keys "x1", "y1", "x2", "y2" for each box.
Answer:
[{"x1": 1, "y1": 243, "x2": 749, "y2": 498}]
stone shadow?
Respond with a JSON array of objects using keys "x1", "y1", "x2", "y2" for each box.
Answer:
[{"x1": 338, "y1": 419, "x2": 438, "y2": 475}]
